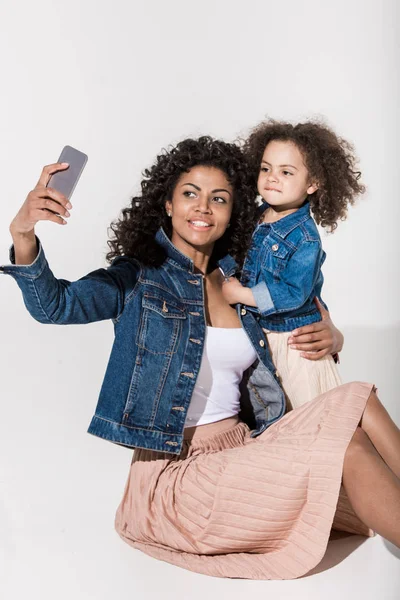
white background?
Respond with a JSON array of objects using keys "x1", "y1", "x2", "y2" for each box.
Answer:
[{"x1": 0, "y1": 1, "x2": 399, "y2": 598}]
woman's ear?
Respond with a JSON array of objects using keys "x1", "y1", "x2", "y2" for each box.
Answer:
[{"x1": 165, "y1": 200, "x2": 172, "y2": 217}]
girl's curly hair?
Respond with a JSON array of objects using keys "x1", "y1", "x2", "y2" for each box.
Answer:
[
  {"x1": 243, "y1": 119, "x2": 365, "y2": 231},
  {"x1": 106, "y1": 136, "x2": 258, "y2": 267}
]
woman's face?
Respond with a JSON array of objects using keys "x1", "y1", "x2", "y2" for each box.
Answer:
[{"x1": 165, "y1": 165, "x2": 233, "y2": 258}]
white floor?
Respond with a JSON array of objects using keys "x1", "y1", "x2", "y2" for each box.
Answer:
[
  {"x1": 1, "y1": 513, "x2": 399, "y2": 600},
  {"x1": 1, "y1": 428, "x2": 400, "y2": 600},
  {"x1": 1, "y1": 324, "x2": 399, "y2": 600}
]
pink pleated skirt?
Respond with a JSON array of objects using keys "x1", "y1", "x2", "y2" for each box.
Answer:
[{"x1": 115, "y1": 381, "x2": 375, "y2": 580}]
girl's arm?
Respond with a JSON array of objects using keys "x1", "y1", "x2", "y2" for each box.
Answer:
[
  {"x1": 222, "y1": 240, "x2": 323, "y2": 316},
  {"x1": 221, "y1": 241, "x2": 342, "y2": 360},
  {"x1": 221, "y1": 278, "x2": 343, "y2": 360},
  {"x1": 221, "y1": 277, "x2": 257, "y2": 307}
]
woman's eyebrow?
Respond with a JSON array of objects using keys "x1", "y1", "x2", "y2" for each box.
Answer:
[
  {"x1": 181, "y1": 183, "x2": 232, "y2": 196},
  {"x1": 181, "y1": 182, "x2": 201, "y2": 191},
  {"x1": 212, "y1": 188, "x2": 232, "y2": 196}
]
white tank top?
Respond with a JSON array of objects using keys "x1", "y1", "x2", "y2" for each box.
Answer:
[{"x1": 184, "y1": 326, "x2": 257, "y2": 427}]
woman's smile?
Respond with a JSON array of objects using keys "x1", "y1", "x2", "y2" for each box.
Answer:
[{"x1": 187, "y1": 218, "x2": 213, "y2": 230}]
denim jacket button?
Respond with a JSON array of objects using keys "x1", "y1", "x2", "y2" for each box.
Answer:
[
  {"x1": 259, "y1": 339, "x2": 265, "y2": 347},
  {"x1": 271, "y1": 244, "x2": 279, "y2": 252},
  {"x1": 241, "y1": 308, "x2": 247, "y2": 316}
]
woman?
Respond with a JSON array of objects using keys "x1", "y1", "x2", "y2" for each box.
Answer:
[{"x1": 3, "y1": 137, "x2": 400, "y2": 580}]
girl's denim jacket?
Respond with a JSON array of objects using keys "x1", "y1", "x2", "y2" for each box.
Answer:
[
  {"x1": 0, "y1": 228, "x2": 285, "y2": 455},
  {"x1": 241, "y1": 201, "x2": 327, "y2": 332}
]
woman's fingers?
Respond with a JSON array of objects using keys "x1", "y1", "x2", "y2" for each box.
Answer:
[
  {"x1": 36, "y1": 162, "x2": 69, "y2": 188},
  {"x1": 34, "y1": 190, "x2": 71, "y2": 215},
  {"x1": 288, "y1": 319, "x2": 334, "y2": 357},
  {"x1": 10, "y1": 166, "x2": 72, "y2": 235},
  {"x1": 289, "y1": 339, "x2": 328, "y2": 352},
  {"x1": 300, "y1": 349, "x2": 330, "y2": 361},
  {"x1": 36, "y1": 186, "x2": 72, "y2": 208},
  {"x1": 20, "y1": 189, "x2": 71, "y2": 227},
  {"x1": 291, "y1": 322, "x2": 323, "y2": 337},
  {"x1": 289, "y1": 331, "x2": 327, "y2": 345},
  {"x1": 37, "y1": 201, "x2": 70, "y2": 218},
  {"x1": 37, "y1": 210, "x2": 68, "y2": 225},
  {"x1": 289, "y1": 323, "x2": 327, "y2": 344},
  {"x1": 23, "y1": 204, "x2": 67, "y2": 226}
]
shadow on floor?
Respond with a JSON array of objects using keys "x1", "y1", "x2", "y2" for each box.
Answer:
[
  {"x1": 383, "y1": 540, "x2": 400, "y2": 559},
  {"x1": 301, "y1": 531, "x2": 368, "y2": 577}
]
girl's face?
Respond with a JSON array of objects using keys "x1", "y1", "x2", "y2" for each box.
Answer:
[
  {"x1": 257, "y1": 140, "x2": 317, "y2": 210},
  {"x1": 165, "y1": 165, "x2": 233, "y2": 258}
]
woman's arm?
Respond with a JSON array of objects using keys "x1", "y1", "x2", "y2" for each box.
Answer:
[
  {"x1": 1, "y1": 163, "x2": 139, "y2": 324},
  {"x1": 3, "y1": 241, "x2": 138, "y2": 324},
  {"x1": 288, "y1": 298, "x2": 344, "y2": 360}
]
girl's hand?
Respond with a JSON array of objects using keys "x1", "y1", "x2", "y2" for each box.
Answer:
[
  {"x1": 10, "y1": 163, "x2": 72, "y2": 236},
  {"x1": 221, "y1": 277, "x2": 257, "y2": 307},
  {"x1": 287, "y1": 298, "x2": 344, "y2": 360}
]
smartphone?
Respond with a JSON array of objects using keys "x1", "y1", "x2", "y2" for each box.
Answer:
[{"x1": 47, "y1": 145, "x2": 88, "y2": 199}]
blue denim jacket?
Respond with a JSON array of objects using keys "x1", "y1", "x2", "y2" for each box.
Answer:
[
  {"x1": 241, "y1": 201, "x2": 327, "y2": 332},
  {"x1": 1, "y1": 229, "x2": 285, "y2": 454}
]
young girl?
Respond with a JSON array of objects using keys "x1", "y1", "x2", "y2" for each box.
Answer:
[{"x1": 222, "y1": 119, "x2": 365, "y2": 410}]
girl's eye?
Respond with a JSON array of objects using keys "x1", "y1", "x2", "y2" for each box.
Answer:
[
  {"x1": 260, "y1": 167, "x2": 269, "y2": 173},
  {"x1": 183, "y1": 190, "x2": 196, "y2": 198},
  {"x1": 212, "y1": 196, "x2": 227, "y2": 204},
  {"x1": 283, "y1": 170, "x2": 293, "y2": 176}
]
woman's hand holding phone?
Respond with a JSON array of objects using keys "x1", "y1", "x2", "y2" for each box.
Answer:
[
  {"x1": 9, "y1": 163, "x2": 72, "y2": 265},
  {"x1": 11, "y1": 163, "x2": 72, "y2": 234}
]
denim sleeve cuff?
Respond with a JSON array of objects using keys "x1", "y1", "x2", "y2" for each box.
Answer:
[
  {"x1": 217, "y1": 254, "x2": 239, "y2": 278},
  {"x1": 251, "y1": 281, "x2": 275, "y2": 314},
  {"x1": 0, "y1": 236, "x2": 47, "y2": 279}
]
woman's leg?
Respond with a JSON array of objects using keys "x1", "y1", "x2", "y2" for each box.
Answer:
[
  {"x1": 342, "y1": 427, "x2": 400, "y2": 546},
  {"x1": 360, "y1": 389, "x2": 400, "y2": 478}
]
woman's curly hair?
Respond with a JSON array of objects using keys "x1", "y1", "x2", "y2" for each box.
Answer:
[
  {"x1": 106, "y1": 136, "x2": 258, "y2": 267},
  {"x1": 243, "y1": 119, "x2": 365, "y2": 231}
]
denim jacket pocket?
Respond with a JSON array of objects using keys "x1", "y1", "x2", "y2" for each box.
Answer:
[
  {"x1": 137, "y1": 293, "x2": 186, "y2": 355},
  {"x1": 261, "y1": 240, "x2": 291, "y2": 279}
]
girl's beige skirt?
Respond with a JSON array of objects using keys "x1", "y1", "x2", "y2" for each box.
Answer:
[
  {"x1": 264, "y1": 329, "x2": 342, "y2": 411},
  {"x1": 115, "y1": 382, "x2": 374, "y2": 580}
]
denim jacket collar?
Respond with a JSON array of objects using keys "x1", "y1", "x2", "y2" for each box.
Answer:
[
  {"x1": 155, "y1": 227, "x2": 195, "y2": 272},
  {"x1": 260, "y1": 201, "x2": 311, "y2": 239},
  {"x1": 155, "y1": 227, "x2": 239, "y2": 277}
]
